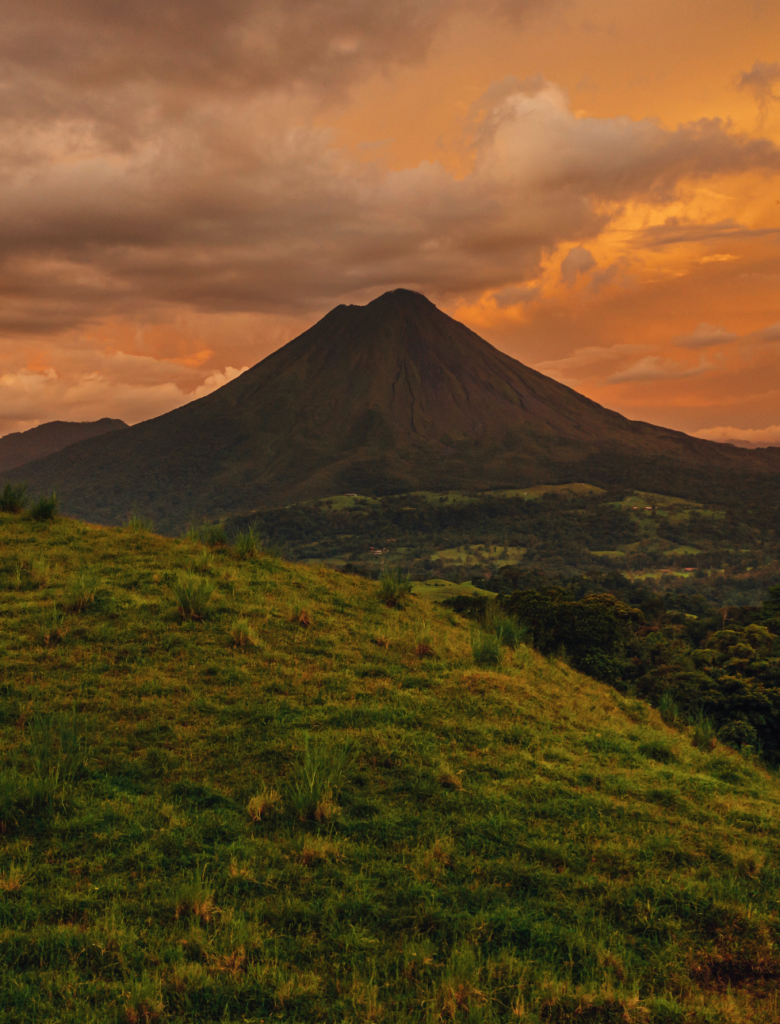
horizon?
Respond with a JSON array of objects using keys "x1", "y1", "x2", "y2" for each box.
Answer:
[{"x1": 2, "y1": 1, "x2": 779, "y2": 444}]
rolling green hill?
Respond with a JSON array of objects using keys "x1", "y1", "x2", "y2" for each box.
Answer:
[
  {"x1": 2, "y1": 509, "x2": 780, "y2": 1023},
  {"x1": 9, "y1": 290, "x2": 780, "y2": 531}
]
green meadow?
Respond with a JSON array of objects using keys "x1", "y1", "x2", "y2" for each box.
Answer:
[{"x1": 1, "y1": 512, "x2": 780, "y2": 1023}]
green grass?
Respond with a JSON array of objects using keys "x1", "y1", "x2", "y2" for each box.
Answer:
[{"x1": 1, "y1": 513, "x2": 780, "y2": 1022}]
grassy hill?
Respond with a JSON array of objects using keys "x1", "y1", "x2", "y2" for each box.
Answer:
[{"x1": 2, "y1": 512, "x2": 780, "y2": 1023}]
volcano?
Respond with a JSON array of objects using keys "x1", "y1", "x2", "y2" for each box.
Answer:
[{"x1": 9, "y1": 289, "x2": 780, "y2": 529}]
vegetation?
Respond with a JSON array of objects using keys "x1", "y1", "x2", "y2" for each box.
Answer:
[
  {"x1": 227, "y1": 485, "x2": 780, "y2": 610},
  {"x1": 30, "y1": 490, "x2": 58, "y2": 521},
  {"x1": 2, "y1": 511, "x2": 780, "y2": 1022},
  {"x1": 0, "y1": 481, "x2": 28, "y2": 513},
  {"x1": 377, "y1": 566, "x2": 414, "y2": 607}
]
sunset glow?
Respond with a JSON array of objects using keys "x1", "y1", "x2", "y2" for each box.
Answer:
[{"x1": 2, "y1": 0, "x2": 779, "y2": 442}]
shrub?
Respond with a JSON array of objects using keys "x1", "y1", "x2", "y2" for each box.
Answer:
[
  {"x1": 234, "y1": 526, "x2": 258, "y2": 559},
  {"x1": 471, "y1": 629, "x2": 502, "y2": 668},
  {"x1": 286, "y1": 734, "x2": 352, "y2": 822},
  {"x1": 230, "y1": 618, "x2": 256, "y2": 648},
  {"x1": 63, "y1": 569, "x2": 100, "y2": 612},
  {"x1": 169, "y1": 574, "x2": 215, "y2": 619},
  {"x1": 247, "y1": 787, "x2": 282, "y2": 821},
  {"x1": 690, "y1": 710, "x2": 718, "y2": 751},
  {"x1": 378, "y1": 568, "x2": 414, "y2": 608},
  {"x1": 30, "y1": 492, "x2": 58, "y2": 521},
  {"x1": 0, "y1": 481, "x2": 28, "y2": 513}
]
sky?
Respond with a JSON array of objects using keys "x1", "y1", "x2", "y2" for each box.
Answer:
[{"x1": 1, "y1": 0, "x2": 780, "y2": 443}]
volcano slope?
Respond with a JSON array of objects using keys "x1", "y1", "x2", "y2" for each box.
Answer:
[
  {"x1": 10, "y1": 289, "x2": 780, "y2": 531},
  {"x1": 2, "y1": 509, "x2": 780, "y2": 1022}
]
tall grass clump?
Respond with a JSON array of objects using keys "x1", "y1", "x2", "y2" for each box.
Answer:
[
  {"x1": 471, "y1": 628, "x2": 502, "y2": 668},
  {"x1": 169, "y1": 574, "x2": 215, "y2": 619},
  {"x1": 63, "y1": 569, "x2": 101, "y2": 612},
  {"x1": 659, "y1": 692, "x2": 681, "y2": 727},
  {"x1": 286, "y1": 734, "x2": 353, "y2": 822},
  {"x1": 234, "y1": 526, "x2": 258, "y2": 559},
  {"x1": 127, "y1": 513, "x2": 152, "y2": 533},
  {"x1": 690, "y1": 709, "x2": 718, "y2": 751},
  {"x1": 27, "y1": 710, "x2": 88, "y2": 805},
  {"x1": 0, "y1": 481, "x2": 28, "y2": 513},
  {"x1": 30, "y1": 492, "x2": 58, "y2": 521},
  {"x1": 40, "y1": 604, "x2": 67, "y2": 645},
  {"x1": 378, "y1": 567, "x2": 414, "y2": 608},
  {"x1": 485, "y1": 604, "x2": 530, "y2": 648},
  {"x1": 201, "y1": 523, "x2": 228, "y2": 548}
]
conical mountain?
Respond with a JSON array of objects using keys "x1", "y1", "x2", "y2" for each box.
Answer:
[{"x1": 11, "y1": 289, "x2": 780, "y2": 529}]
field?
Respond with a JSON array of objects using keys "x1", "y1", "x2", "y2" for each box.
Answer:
[{"x1": 2, "y1": 512, "x2": 780, "y2": 1022}]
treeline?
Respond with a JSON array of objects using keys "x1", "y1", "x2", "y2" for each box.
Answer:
[{"x1": 447, "y1": 582, "x2": 780, "y2": 761}]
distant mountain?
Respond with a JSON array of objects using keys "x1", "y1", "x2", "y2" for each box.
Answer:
[
  {"x1": 0, "y1": 418, "x2": 127, "y2": 474},
  {"x1": 8, "y1": 290, "x2": 780, "y2": 530}
]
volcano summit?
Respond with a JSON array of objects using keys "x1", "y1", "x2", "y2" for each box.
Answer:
[{"x1": 10, "y1": 289, "x2": 780, "y2": 529}]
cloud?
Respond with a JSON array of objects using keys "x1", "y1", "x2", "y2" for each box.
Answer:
[
  {"x1": 0, "y1": 351, "x2": 247, "y2": 435},
  {"x1": 694, "y1": 423, "x2": 780, "y2": 446},
  {"x1": 739, "y1": 61, "x2": 780, "y2": 107},
  {"x1": 492, "y1": 283, "x2": 541, "y2": 308},
  {"x1": 534, "y1": 344, "x2": 647, "y2": 384},
  {"x1": 0, "y1": 74, "x2": 778, "y2": 336},
  {"x1": 608, "y1": 355, "x2": 711, "y2": 383},
  {"x1": 756, "y1": 322, "x2": 780, "y2": 341},
  {"x1": 674, "y1": 323, "x2": 738, "y2": 348},
  {"x1": 560, "y1": 246, "x2": 596, "y2": 284}
]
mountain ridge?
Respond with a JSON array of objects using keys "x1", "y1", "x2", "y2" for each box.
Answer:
[
  {"x1": 0, "y1": 417, "x2": 127, "y2": 474},
  {"x1": 7, "y1": 289, "x2": 780, "y2": 529}
]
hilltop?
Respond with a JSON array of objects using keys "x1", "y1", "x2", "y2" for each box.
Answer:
[
  {"x1": 0, "y1": 418, "x2": 127, "y2": 473},
  {"x1": 8, "y1": 290, "x2": 780, "y2": 531},
  {"x1": 2, "y1": 510, "x2": 780, "y2": 1022}
]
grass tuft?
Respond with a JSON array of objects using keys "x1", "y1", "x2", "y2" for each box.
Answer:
[
  {"x1": 29, "y1": 491, "x2": 58, "y2": 521},
  {"x1": 0, "y1": 481, "x2": 28, "y2": 513},
  {"x1": 63, "y1": 568, "x2": 100, "y2": 611},
  {"x1": 690, "y1": 709, "x2": 718, "y2": 751},
  {"x1": 247, "y1": 787, "x2": 282, "y2": 820},
  {"x1": 378, "y1": 567, "x2": 414, "y2": 608},
  {"x1": 471, "y1": 628, "x2": 502, "y2": 667},
  {"x1": 229, "y1": 617, "x2": 256, "y2": 647},
  {"x1": 234, "y1": 525, "x2": 258, "y2": 559},
  {"x1": 169, "y1": 573, "x2": 215, "y2": 619},
  {"x1": 40, "y1": 603, "x2": 67, "y2": 645}
]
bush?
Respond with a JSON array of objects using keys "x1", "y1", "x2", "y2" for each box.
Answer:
[
  {"x1": 190, "y1": 550, "x2": 213, "y2": 574},
  {"x1": 169, "y1": 574, "x2": 215, "y2": 619},
  {"x1": 0, "y1": 482, "x2": 28, "y2": 513},
  {"x1": 30, "y1": 492, "x2": 58, "y2": 521},
  {"x1": 471, "y1": 629, "x2": 502, "y2": 667},
  {"x1": 378, "y1": 568, "x2": 414, "y2": 608},
  {"x1": 234, "y1": 526, "x2": 258, "y2": 559},
  {"x1": 64, "y1": 569, "x2": 101, "y2": 612}
]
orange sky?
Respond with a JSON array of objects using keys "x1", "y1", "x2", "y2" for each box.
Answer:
[{"x1": 1, "y1": 0, "x2": 779, "y2": 442}]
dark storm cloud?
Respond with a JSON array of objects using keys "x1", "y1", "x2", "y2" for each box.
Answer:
[{"x1": 1, "y1": 4, "x2": 780, "y2": 336}]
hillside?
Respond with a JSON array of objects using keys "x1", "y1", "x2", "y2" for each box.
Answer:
[
  {"x1": 0, "y1": 418, "x2": 127, "y2": 473},
  {"x1": 2, "y1": 510, "x2": 780, "y2": 1022},
  {"x1": 8, "y1": 290, "x2": 780, "y2": 531}
]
